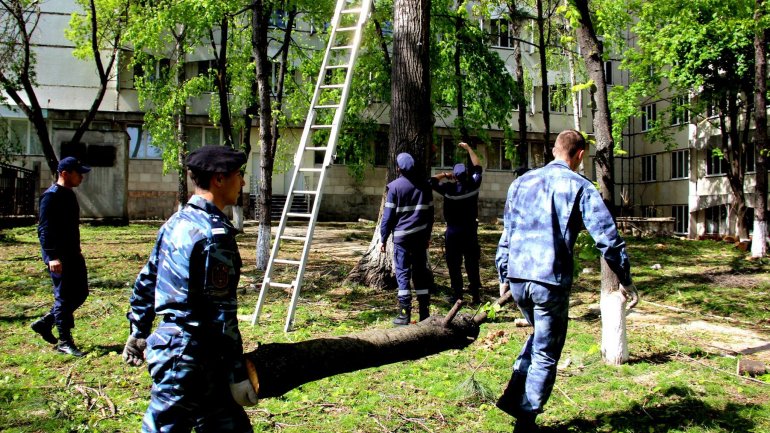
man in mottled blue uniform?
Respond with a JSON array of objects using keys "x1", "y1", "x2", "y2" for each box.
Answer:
[
  {"x1": 430, "y1": 142, "x2": 483, "y2": 305},
  {"x1": 122, "y1": 145, "x2": 257, "y2": 433},
  {"x1": 380, "y1": 153, "x2": 434, "y2": 325},
  {"x1": 32, "y1": 157, "x2": 91, "y2": 357},
  {"x1": 494, "y1": 130, "x2": 636, "y2": 432}
]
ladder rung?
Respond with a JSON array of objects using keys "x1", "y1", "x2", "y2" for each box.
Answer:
[
  {"x1": 281, "y1": 235, "x2": 307, "y2": 241},
  {"x1": 311, "y1": 124, "x2": 333, "y2": 129},
  {"x1": 294, "y1": 190, "x2": 318, "y2": 195},
  {"x1": 341, "y1": 8, "x2": 362, "y2": 13},
  {"x1": 326, "y1": 64, "x2": 350, "y2": 69},
  {"x1": 305, "y1": 146, "x2": 328, "y2": 151},
  {"x1": 336, "y1": 26, "x2": 357, "y2": 32},
  {"x1": 287, "y1": 212, "x2": 313, "y2": 218},
  {"x1": 268, "y1": 282, "x2": 293, "y2": 289},
  {"x1": 299, "y1": 168, "x2": 323, "y2": 172},
  {"x1": 315, "y1": 104, "x2": 341, "y2": 109},
  {"x1": 320, "y1": 84, "x2": 345, "y2": 89},
  {"x1": 332, "y1": 45, "x2": 354, "y2": 50},
  {"x1": 274, "y1": 259, "x2": 302, "y2": 265}
]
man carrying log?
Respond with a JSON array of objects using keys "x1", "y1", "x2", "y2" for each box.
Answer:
[
  {"x1": 494, "y1": 130, "x2": 637, "y2": 432},
  {"x1": 121, "y1": 145, "x2": 257, "y2": 433}
]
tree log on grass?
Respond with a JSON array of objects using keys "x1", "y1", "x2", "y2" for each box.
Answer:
[{"x1": 244, "y1": 292, "x2": 512, "y2": 399}]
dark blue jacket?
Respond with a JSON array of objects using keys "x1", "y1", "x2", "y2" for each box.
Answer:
[
  {"x1": 381, "y1": 174, "x2": 434, "y2": 245},
  {"x1": 38, "y1": 184, "x2": 81, "y2": 263},
  {"x1": 430, "y1": 164, "x2": 482, "y2": 227}
]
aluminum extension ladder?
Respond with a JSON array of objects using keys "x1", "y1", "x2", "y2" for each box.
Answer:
[{"x1": 251, "y1": 0, "x2": 373, "y2": 332}]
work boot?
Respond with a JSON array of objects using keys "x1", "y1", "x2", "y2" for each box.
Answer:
[
  {"x1": 417, "y1": 295, "x2": 430, "y2": 322},
  {"x1": 56, "y1": 340, "x2": 85, "y2": 357},
  {"x1": 496, "y1": 371, "x2": 526, "y2": 417},
  {"x1": 31, "y1": 314, "x2": 57, "y2": 344},
  {"x1": 392, "y1": 306, "x2": 411, "y2": 326},
  {"x1": 470, "y1": 288, "x2": 481, "y2": 306},
  {"x1": 512, "y1": 412, "x2": 538, "y2": 433}
]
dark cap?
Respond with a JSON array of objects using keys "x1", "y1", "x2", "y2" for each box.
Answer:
[
  {"x1": 453, "y1": 163, "x2": 466, "y2": 178},
  {"x1": 396, "y1": 153, "x2": 414, "y2": 171},
  {"x1": 186, "y1": 145, "x2": 247, "y2": 173},
  {"x1": 57, "y1": 157, "x2": 91, "y2": 174}
]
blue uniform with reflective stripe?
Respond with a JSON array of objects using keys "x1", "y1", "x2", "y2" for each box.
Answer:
[
  {"x1": 494, "y1": 159, "x2": 632, "y2": 417},
  {"x1": 128, "y1": 195, "x2": 251, "y2": 433},
  {"x1": 430, "y1": 165, "x2": 483, "y2": 299},
  {"x1": 381, "y1": 174, "x2": 434, "y2": 305}
]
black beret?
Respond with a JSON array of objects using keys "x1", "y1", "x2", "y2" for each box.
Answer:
[{"x1": 186, "y1": 145, "x2": 247, "y2": 173}]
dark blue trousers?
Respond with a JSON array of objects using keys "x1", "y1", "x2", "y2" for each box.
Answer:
[
  {"x1": 393, "y1": 241, "x2": 431, "y2": 306},
  {"x1": 445, "y1": 225, "x2": 481, "y2": 297},
  {"x1": 47, "y1": 253, "x2": 89, "y2": 332}
]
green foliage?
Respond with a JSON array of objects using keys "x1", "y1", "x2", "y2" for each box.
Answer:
[
  {"x1": 573, "y1": 230, "x2": 600, "y2": 277},
  {"x1": 66, "y1": 0, "x2": 129, "y2": 61}
]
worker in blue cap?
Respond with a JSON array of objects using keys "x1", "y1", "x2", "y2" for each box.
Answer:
[
  {"x1": 32, "y1": 156, "x2": 92, "y2": 357},
  {"x1": 430, "y1": 142, "x2": 483, "y2": 305},
  {"x1": 122, "y1": 145, "x2": 257, "y2": 432},
  {"x1": 380, "y1": 152, "x2": 434, "y2": 325}
]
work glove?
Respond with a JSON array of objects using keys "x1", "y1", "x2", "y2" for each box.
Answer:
[
  {"x1": 122, "y1": 335, "x2": 147, "y2": 366},
  {"x1": 230, "y1": 379, "x2": 258, "y2": 406},
  {"x1": 499, "y1": 281, "x2": 510, "y2": 298},
  {"x1": 619, "y1": 283, "x2": 639, "y2": 310}
]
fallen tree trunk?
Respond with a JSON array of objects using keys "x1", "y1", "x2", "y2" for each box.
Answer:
[{"x1": 245, "y1": 292, "x2": 513, "y2": 399}]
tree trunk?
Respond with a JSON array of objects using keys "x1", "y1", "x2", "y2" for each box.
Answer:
[
  {"x1": 348, "y1": 0, "x2": 433, "y2": 288},
  {"x1": 245, "y1": 293, "x2": 512, "y2": 399},
  {"x1": 507, "y1": 5, "x2": 528, "y2": 169},
  {"x1": 753, "y1": 1, "x2": 768, "y2": 257},
  {"x1": 453, "y1": 5, "x2": 469, "y2": 142},
  {"x1": 724, "y1": 90, "x2": 748, "y2": 238},
  {"x1": 573, "y1": 0, "x2": 627, "y2": 365},
  {"x1": 252, "y1": 0, "x2": 275, "y2": 270},
  {"x1": 174, "y1": 30, "x2": 188, "y2": 208},
  {"x1": 536, "y1": 0, "x2": 551, "y2": 160}
]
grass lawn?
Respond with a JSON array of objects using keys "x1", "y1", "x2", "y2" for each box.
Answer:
[{"x1": 0, "y1": 221, "x2": 768, "y2": 432}]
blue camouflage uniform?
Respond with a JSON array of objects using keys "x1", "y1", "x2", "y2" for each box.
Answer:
[
  {"x1": 495, "y1": 159, "x2": 631, "y2": 416},
  {"x1": 381, "y1": 172, "x2": 434, "y2": 313},
  {"x1": 430, "y1": 163, "x2": 483, "y2": 302},
  {"x1": 38, "y1": 184, "x2": 88, "y2": 337},
  {"x1": 128, "y1": 195, "x2": 252, "y2": 433}
]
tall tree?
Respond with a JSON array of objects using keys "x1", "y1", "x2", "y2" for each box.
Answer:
[
  {"x1": 570, "y1": 0, "x2": 629, "y2": 365},
  {"x1": 348, "y1": 0, "x2": 433, "y2": 288},
  {"x1": 753, "y1": 0, "x2": 769, "y2": 257},
  {"x1": 0, "y1": 0, "x2": 126, "y2": 176}
]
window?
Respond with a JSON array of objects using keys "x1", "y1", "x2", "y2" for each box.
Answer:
[
  {"x1": 133, "y1": 58, "x2": 171, "y2": 86},
  {"x1": 374, "y1": 132, "x2": 388, "y2": 166},
  {"x1": 671, "y1": 95, "x2": 690, "y2": 126},
  {"x1": 269, "y1": 9, "x2": 292, "y2": 29},
  {"x1": 671, "y1": 149, "x2": 689, "y2": 179},
  {"x1": 604, "y1": 61, "x2": 613, "y2": 85},
  {"x1": 706, "y1": 150, "x2": 729, "y2": 175},
  {"x1": 128, "y1": 125, "x2": 161, "y2": 159},
  {"x1": 490, "y1": 19, "x2": 512, "y2": 48},
  {"x1": 5, "y1": 119, "x2": 43, "y2": 156},
  {"x1": 743, "y1": 141, "x2": 756, "y2": 172},
  {"x1": 641, "y1": 154, "x2": 656, "y2": 182},
  {"x1": 430, "y1": 137, "x2": 459, "y2": 168},
  {"x1": 486, "y1": 139, "x2": 513, "y2": 170},
  {"x1": 549, "y1": 84, "x2": 569, "y2": 113},
  {"x1": 673, "y1": 205, "x2": 689, "y2": 234},
  {"x1": 641, "y1": 103, "x2": 656, "y2": 131},
  {"x1": 186, "y1": 126, "x2": 222, "y2": 151},
  {"x1": 705, "y1": 205, "x2": 727, "y2": 235}
]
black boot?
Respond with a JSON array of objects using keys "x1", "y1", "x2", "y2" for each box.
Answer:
[
  {"x1": 31, "y1": 314, "x2": 57, "y2": 344},
  {"x1": 56, "y1": 327, "x2": 85, "y2": 357},
  {"x1": 393, "y1": 305, "x2": 411, "y2": 326},
  {"x1": 417, "y1": 295, "x2": 430, "y2": 322},
  {"x1": 469, "y1": 287, "x2": 481, "y2": 305},
  {"x1": 496, "y1": 371, "x2": 526, "y2": 417},
  {"x1": 512, "y1": 411, "x2": 538, "y2": 433}
]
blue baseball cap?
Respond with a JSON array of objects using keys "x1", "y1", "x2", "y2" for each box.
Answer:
[
  {"x1": 453, "y1": 163, "x2": 466, "y2": 177},
  {"x1": 186, "y1": 145, "x2": 247, "y2": 173},
  {"x1": 396, "y1": 153, "x2": 414, "y2": 171},
  {"x1": 57, "y1": 157, "x2": 91, "y2": 174}
]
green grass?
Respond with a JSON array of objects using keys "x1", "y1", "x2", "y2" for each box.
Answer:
[{"x1": 0, "y1": 223, "x2": 768, "y2": 432}]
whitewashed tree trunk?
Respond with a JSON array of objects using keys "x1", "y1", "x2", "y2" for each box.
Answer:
[
  {"x1": 752, "y1": 220, "x2": 768, "y2": 257},
  {"x1": 256, "y1": 222, "x2": 271, "y2": 270},
  {"x1": 232, "y1": 205, "x2": 244, "y2": 231},
  {"x1": 600, "y1": 289, "x2": 628, "y2": 365}
]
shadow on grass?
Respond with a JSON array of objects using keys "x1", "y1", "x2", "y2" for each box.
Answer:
[
  {"x1": 543, "y1": 385, "x2": 758, "y2": 433},
  {"x1": 626, "y1": 351, "x2": 676, "y2": 365}
]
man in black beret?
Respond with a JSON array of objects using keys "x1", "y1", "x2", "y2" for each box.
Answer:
[{"x1": 122, "y1": 145, "x2": 257, "y2": 432}]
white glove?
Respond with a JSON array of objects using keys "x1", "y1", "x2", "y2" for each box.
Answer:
[
  {"x1": 619, "y1": 283, "x2": 639, "y2": 310},
  {"x1": 499, "y1": 281, "x2": 510, "y2": 298},
  {"x1": 230, "y1": 379, "x2": 258, "y2": 406},
  {"x1": 122, "y1": 335, "x2": 147, "y2": 366}
]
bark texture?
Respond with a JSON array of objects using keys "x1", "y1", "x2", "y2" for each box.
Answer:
[
  {"x1": 753, "y1": 0, "x2": 768, "y2": 257},
  {"x1": 245, "y1": 293, "x2": 512, "y2": 399}
]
